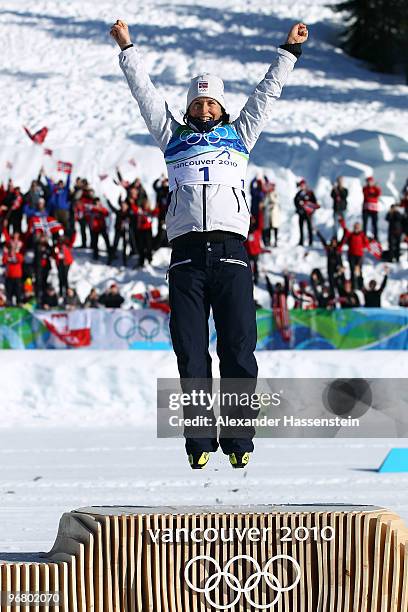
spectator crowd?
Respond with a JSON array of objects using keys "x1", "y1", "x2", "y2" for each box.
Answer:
[
  {"x1": 0, "y1": 167, "x2": 170, "y2": 309},
  {"x1": 0, "y1": 165, "x2": 407, "y2": 310},
  {"x1": 245, "y1": 174, "x2": 408, "y2": 309}
]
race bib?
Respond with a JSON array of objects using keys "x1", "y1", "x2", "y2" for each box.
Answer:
[{"x1": 164, "y1": 124, "x2": 249, "y2": 191}]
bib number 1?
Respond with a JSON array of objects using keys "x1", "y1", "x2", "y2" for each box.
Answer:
[{"x1": 199, "y1": 167, "x2": 209, "y2": 182}]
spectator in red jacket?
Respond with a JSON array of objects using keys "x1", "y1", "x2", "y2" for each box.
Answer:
[
  {"x1": 3, "y1": 242, "x2": 24, "y2": 305},
  {"x1": 132, "y1": 199, "x2": 158, "y2": 268},
  {"x1": 340, "y1": 217, "x2": 370, "y2": 289},
  {"x1": 53, "y1": 232, "x2": 74, "y2": 298},
  {"x1": 74, "y1": 183, "x2": 94, "y2": 248},
  {"x1": 2, "y1": 222, "x2": 24, "y2": 253},
  {"x1": 88, "y1": 198, "x2": 111, "y2": 261},
  {"x1": 244, "y1": 216, "x2": 264, "y2": 285},
  {"x1": 362, "y1": 176, "x2": 381, "y2": 240}
]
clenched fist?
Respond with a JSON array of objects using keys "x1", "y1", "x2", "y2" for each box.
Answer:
[
  {"x1": 286, "y1": 23, "x2": 308, "y2": 44},
  {"x1": 110, "y1": 19, "x2": 132, "y2": 50}
]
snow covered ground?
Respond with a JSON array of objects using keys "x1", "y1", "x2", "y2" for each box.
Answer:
[
  {"x1": 0, "y1": 0, "x2": 408, "y2": 553},
  {"x1": 2, "y1": 428, "x2": 407, "y2": 555},
  {"x1": 0, "y1": 350, "x2": 408, "y2": 553}
]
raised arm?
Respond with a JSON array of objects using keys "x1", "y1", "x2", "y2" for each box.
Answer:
[
  {"x1": 110, "y1": 20, "x2": 179, "y2": 152},
  {"x1": 316, "y1": 230, "x2": 327, "y2": 249},
  {"x1": 379, "y1": 268, "x2": 388, "y2": 293},
  {"x1": 234, "y1": 23, "x2": 308, "y2": 151},
  {"x1": 265, "y1": 275, "x2": 274, "y2": 298}
]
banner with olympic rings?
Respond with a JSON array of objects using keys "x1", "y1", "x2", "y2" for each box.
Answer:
[{"x1": 0, "y1": 307, "x2": 407, "y2": 350}]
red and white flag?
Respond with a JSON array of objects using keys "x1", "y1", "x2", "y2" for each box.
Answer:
[
  {"x1": 41, "y1": 312, "x2": 91, "y2": 348},
  {"x1": 23, "y1": 126, "x2": 48, "y2": 144},
  {"x1": 273, "y1": 293, "x2": 291, "y2": 343},
  {"x1": 57, "y1": 161, "x2": 73, "y2": 174},
  {"x1": 368, "y1": 239, "x2": 383, "y2": 260},
  {"x1": 303, "y1": 201, "x2": 320, "y2": 216},
  {"x1": 32, "y1": 216, "x2": 63, "y2": 237}
]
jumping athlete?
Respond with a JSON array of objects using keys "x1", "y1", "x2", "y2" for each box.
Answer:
[{"x1": 110, "y1": 18, "x2": 308, "y2": 469}]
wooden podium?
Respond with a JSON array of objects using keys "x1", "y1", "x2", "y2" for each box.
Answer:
[{"x1": 1, "y1": 505, "x2": 408, "y2": 611}]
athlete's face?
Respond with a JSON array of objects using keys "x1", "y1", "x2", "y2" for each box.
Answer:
[{"x1": 188, "y1": 97, "x2": 223, "y2": 121}]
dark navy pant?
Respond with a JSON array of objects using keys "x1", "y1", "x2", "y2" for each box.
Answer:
[{"x1": 168, "y1": 238, "x2": 258, "y2": 455}]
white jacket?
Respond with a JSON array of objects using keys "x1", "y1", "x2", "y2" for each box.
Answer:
[
  {"x1": 262, "y1": 191, "x2": 281, "y2": 228},
  {"x1": 119, "y1": 46, "x2": 297, "y2": 241}
]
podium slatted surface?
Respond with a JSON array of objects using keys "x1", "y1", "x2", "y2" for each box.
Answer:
[{"x1": 1, "y1": 505, "x2": 408, "y2": 611}]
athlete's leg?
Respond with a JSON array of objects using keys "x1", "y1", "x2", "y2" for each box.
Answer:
[
  {"x1": 169, "y1": 247, "x2": 217, "y2": 455},
  {"x1": 210, "y1": 240, "x2": 258, "y2": 455}
]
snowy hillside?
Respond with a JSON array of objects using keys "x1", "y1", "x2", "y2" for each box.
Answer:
[{"x1": 1, "y1": 0, "x2": 408, "y2": 306}]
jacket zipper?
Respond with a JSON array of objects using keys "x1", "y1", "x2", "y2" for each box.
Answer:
[
  {"x1": 232, "y1": 188, "x2": 240, "y2": 212},
  {"x1": 203, "y1": 184, "x2": 207, "y2": 230},
  {"x1": 172, "y1": 187, "x2": 179, "y2": 216},
  {"x1": 242, "y1": 190, "x2": 250, "y2": 213}
]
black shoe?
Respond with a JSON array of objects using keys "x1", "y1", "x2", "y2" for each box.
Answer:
[
  {"x1": 229, "y1": 452, "x2": 251, "y2": 469},
  {"x1": 188, "y1": 451, "x2": 210, "y2": 470}
]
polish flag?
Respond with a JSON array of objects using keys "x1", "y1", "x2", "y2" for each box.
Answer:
[{"x1": 42, "y1": 312, "x2": 91, "y2": 347}]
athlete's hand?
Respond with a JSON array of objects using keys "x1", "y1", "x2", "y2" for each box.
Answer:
[
  {"x1": 110, "y1": 20, "x2": 132, "y2": 50},
  {"x1": 286, "y1": 23, "x2": 308, "y2": 44}
]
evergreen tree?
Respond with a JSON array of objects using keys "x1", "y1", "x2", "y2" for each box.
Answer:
[{"x1": 333, "y1": 0, "x2": 408, "y2": 82}]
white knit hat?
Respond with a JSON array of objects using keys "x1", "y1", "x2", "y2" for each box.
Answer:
[{"x1": 186, "y1": 73, "x2": 226, "y2": 111}]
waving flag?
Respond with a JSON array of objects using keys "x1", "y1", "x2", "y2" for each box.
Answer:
[
  {"x1": 41, "y1": 312, "x2": 91, "y2": 347},
  {"x1": 32, "y1": 216, "x2": 63, "y2": 237},
  {"x1": 368, "y1": 239, "x2": 383, "y2": 260},
  {"x1": 23, "y1": 126, "x2": 48, "y2": 144},
  {"x1": 57, "y1": 161, "x2": 73, "y2": 174}
]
